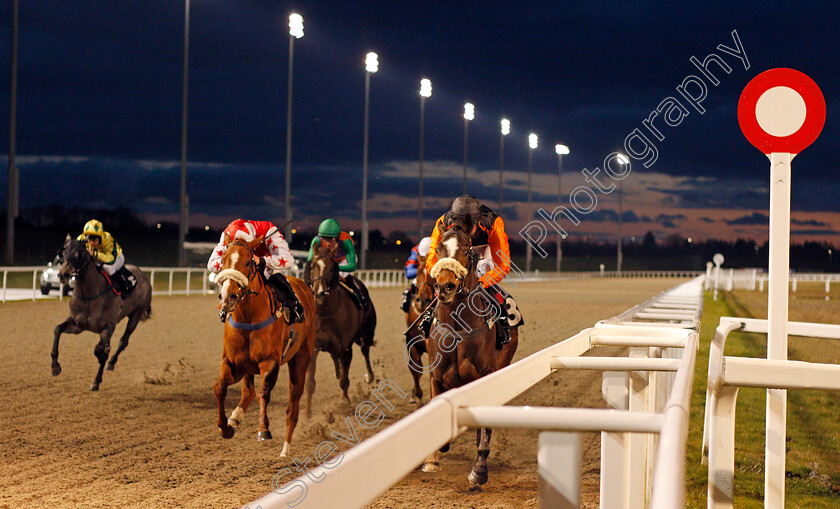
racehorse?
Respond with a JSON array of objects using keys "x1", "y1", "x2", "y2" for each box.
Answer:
[
  {"x1": 306, "y1": 245, "x2": 377, "y2": 403},
  {"x1": 404, "y1": 254, "x2": 435, "y2": 404},
  {"x1": 213, "y1": 240, "x2": 316, "y2": 457},
  {"x1": 421, "y1": 227, "x2": 519, "y2": 486},
  {"x1": 52, "y1": 234, "x2": 152, "y2": 391}
]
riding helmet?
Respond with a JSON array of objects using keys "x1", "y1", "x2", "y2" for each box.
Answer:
[
  {"x1": 82, "y1": 219, "x2": 104, "y2": 237},
  {"x1": 450, "y1": 195, "x2": 481, "y2": 217},
  {"x1": 318, "y1": 218, "x2": 341, "y2": 238}
]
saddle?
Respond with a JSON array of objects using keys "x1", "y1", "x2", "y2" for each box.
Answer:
[{"x1": 102, "y1": 266, "x2": 137, "y2": 300}]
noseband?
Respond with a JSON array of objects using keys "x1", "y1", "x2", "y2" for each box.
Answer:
[{"x1": 218, "y1": 242, "x2": 260, "y2": 300}]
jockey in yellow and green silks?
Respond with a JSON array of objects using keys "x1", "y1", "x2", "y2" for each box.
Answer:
[{"x1": 77, "y1": 219, "x2": 136, "y2": 298}]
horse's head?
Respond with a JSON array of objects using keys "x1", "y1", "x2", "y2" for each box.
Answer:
[
  {"x1": 58, "y1": 234, "x2": 90, "y2": 285},
  {"x1": 215, "y1": 239, "x2": 261, "y2": 313},
  {"x1": 429, "y1": 229, "x2": 476, "y2": 305},
  {"x1": 414, "y1": 255, "x2": 435, "y2": 311},
  {"x1": 308, "y1": 244, "x2": 339, "y2": 305}
]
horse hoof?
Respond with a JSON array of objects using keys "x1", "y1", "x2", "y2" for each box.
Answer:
[
  {"x1": 421, "y1": 462, "x2": 440, "y2": 473},
  {"x1": 409, "y1": 397, "x2": 416, "y2": 404},
  {"x1": 364, "y1": 372, "x2": 373, "y2": 384},
  {"x1": 106, "y1": 363, "x2": 115, "y2": 371},
  {"x1": 468, "y1": 468, "x2": 488, "y2": 486},
  {"x1": 280, "y1": 441, "x2": 291, "y2": 458},
  {"x1": 89, "y1": 383, "x2": 99, "y2": 391},
  {"x1": 440, "y1": 442, "x2": 450, "y2": 453},
  {"x1": 228, "y1": 418, "x2": 240, "y2": 430},
  {"x1": 51, "y1": 364, "x2": 62, "y2": 377},
  {"x1": 257, "y1": 430, "x2": 273, "y2": 441},
  {"x1": 219, "y1": 426, "x2": 235, "y2": 439}
]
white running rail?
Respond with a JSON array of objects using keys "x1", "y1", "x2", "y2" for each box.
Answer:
[{"x1": 247, "y1": 276, "x2": 705, "y2": 509}]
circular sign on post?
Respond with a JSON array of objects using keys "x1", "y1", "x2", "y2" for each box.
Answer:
[
  {"x1": 713, "y1": 253, "x2": 724, "y2": 267},
  {"x1": 738, "y1": 68, "x2": 825, "y2": 155}
]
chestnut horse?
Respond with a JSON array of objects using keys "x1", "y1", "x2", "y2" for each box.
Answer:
[
  {"x1": 52, "y1": 235, "x2": 152, "y2": 391},
  {"x1": 421, "y1": 228, "x2": 518, "y2": 486},
  {"x1": 306, "y1": 245, "x2": 377, "y2": 403},
  {"x1": 404, "y1": 254, "x2": 435, "y2": 404},
  {"x1": 213, "y1": 240, "x2": 316, "y2": 458}
]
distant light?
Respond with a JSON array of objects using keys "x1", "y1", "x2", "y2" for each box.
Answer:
[
  {"x1": 464, "y1": 103, "x2": 475, "y2": 121},
  {"x1": 396, "y1": 240, "x2": 402, "y2": 246},
  {"x1": 555, "y1": 144, "x2": 570, "y2": 155},
  {"x1": 829, "y1": 249, "x2": 833, "y2": 255},
  {"x1": 528, "y1": 133, "x2": 538, "y2": 149},
  {"x1": 365, "y1": 52, "x2": 379, "y2": 73},
  {"x1": 349, "y1": 231, "x2": 355, "y2": 236},
  {"x1": 204, "y1": 225, "x2": 210, "y2": 231},
  {"x1": 616, "y1": 153, "x2": 630, "y2": 165},
  {"x1": 687, "y1": 237, "x2": 692, "y2": 243},
  {"x1": 289, "y1": 14, "x2": 304, "y2": 38},
  {"x1": 631, "y1": 236, "x2": 636, "y2": 242},
  {"x1": 420, "y1": 78, "x2": 432, "y2": 98},
  {"x1": 292, "y1": 228, "x2": 297, "y2": 234},
  {"x1": 501, "y1": 118, "x2": 510, "y2": 135},
  {"x1": 156, "y1": 223, "x2": 161, "y2": 229}
]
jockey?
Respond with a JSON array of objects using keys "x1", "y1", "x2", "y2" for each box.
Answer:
[
  {"x1": 400, "y1": 236, "x2": 432, "y2": 313},
  {"x1": 77, "y1": 219, "x2": 136, "y2": 299},
  {"x1": 207, "y1": 219, "x2": 305, "y2": 324},
  {"x1": 306, "y1": 218, "x2": 368, "y2": 309},
  {"x1": 424, "y1": 195, "x2": 522, "y2": 349}
]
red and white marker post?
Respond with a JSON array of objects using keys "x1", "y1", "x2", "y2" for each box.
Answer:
[{"x1": 738, "y1": 68, "x2": 825, "y2": 508}]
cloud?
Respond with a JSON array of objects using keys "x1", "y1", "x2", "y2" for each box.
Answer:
[
  {"x1": 724, "y1": 212, "x2": 769, "y2": 226},
  {"x1": 791, "y1": 218, "x2": 827, "y2": 227}
]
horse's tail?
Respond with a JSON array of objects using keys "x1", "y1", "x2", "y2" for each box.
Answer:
[{"x1": 140, "y1": 303, "x2": 152, "y2": 321}]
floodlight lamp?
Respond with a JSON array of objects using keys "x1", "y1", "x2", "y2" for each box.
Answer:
[
  {"x1": 289, "y1": 14, "x2": 304, "y2": 38},
  {"x1": 420, "y1": 79, "x2": 432, "y2": 98},
  {"x1": 501, "y1": 119, "x2": 510, "y2": 135},
  {"x1": 464, "y1": 103, "x2": 475, "y2": 121},
  {"x1": 529, "y1": 133, "x2": 538, "y2": 149},
  {"x1": 555, "y1": 144, "x2": 569, "y2": 155},
  {"x1": 365, "y1": 52, "x2": 379, "y2": 73},
  {"x1": 616, "y1": 153, "x2": 630, "y2": 164}
]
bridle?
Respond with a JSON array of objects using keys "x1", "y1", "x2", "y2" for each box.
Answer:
[
  {"x1": 222, "y1": 242, "x2": 261, "y2": 301},
  {"x1": 61, "y1": 242, "x2": 94, "y2": 279},
  {"x1": 308, "y1": 254, "x2": 338, "y2": 296}
]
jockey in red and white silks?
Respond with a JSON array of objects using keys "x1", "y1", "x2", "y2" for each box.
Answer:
[{"x1": 207, "y1": 219, "x2": 293, "y2": 278}]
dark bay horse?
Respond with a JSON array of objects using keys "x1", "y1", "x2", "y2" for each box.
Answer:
[
  {"x1": 421, "y1": 228, "x2": 519, "y2": 486},
  {"x1": 306, "y1": 245, "x2": 377, "y2": 403},
  {"x1": 404, "y1": 253, "x2": 435, "y2": 404},
  {"x1": 52, "y1": 235, "x2": 152, "y2": 391},
  {"x1": 213, "y1": 240, "x2": 316, "y2": 457}
]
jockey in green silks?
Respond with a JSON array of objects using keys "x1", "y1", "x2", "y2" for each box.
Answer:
[{"x1": 306, "y1": 218, "x2": 369, "y2": 308}]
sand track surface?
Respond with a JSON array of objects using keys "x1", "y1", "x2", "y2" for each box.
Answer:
[{"x1": 0, "y1": 278, "x2": 680, "y2": 508}]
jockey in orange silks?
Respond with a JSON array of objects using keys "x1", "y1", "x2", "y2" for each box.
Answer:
[{"x1": 424, "y1": 195, "x2": 523, "y2": 348}]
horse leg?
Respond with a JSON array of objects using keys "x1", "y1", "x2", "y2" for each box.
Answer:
[
  {"x1": 468, "y1": 427, "x2": 493, "y2": 485},
  {"x1": 52, "y1": 317, "x2": 83, "y2": 376},
  {"x1": 360, "y1": 340, "x2": 375, "y2": 384},
  {"x1": 304, "y1": 349, "x2": 319, "y2": 418},
  {"x1": 422, "y1": 376, "x2": 448, "y2": 473},
  {"x1": 408, "y1": 343, "x2": 424, "y2": 405},
  {"x1": 90, "y1": 324, "x2": 115, "y2": 391},
  {"x1": 106, "y1": 310, "x2": 142, "y2": 370},
  {"x1": 256, "y1": 358, "x2": 280, "y2": 441},
  {"x1": 331, "y1": 352, "x2": 341, "y2": 380},
  {"x1": 213, "y1": 359, "x2": 240, "y2": 439},
  {"x1": 338, "y1": 346, "x2": 353, "y2": 403},
  {"x1": 282, "y1": 344, "x2": 311, "y2": 458},
  {"x1": 228, "y1": 374, "x2": 255, "y2": 431}
]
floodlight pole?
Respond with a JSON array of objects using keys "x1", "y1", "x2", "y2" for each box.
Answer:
[
  {"x1": 6, "y1": 0, "x2": 19, "y2": 264},
  {"x1": 178, "y1": 0, "x2": 190, "y2": 267}
]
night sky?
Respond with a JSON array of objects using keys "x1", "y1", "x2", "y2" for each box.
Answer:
[{"x1": 1, "y1": 1, "x2": 839, "y2": 243}]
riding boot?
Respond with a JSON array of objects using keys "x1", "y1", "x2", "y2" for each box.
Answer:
[
  {"x1": 268, "y1": 273, "x2": 305, "y2": 324},
  {"x1": 495, "y1": 313, "x2": 511, "y2": 350},
  {"x1": 400, "y1": 284, "x2": 416, "y2": 313},
  {"x1": 108, "y1": 271, "x2": 124, "y2": 297},
  {"x1": 349, "y1": 275, "x2": 369, "y2": 309}
]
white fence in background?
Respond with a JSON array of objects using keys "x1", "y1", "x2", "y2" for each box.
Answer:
[
  {"x1": 0, "y1": 267, "x2": 702, "y2": 302},
  {"x1": 701, "y1": 317, "x2": 840, "y2": 508},
  {"x1": 702, "y1": 267, "x2": 840, "y2": 296},
  {"x1": 247, "y1": 276, "x2": 704, "y2": 509}
]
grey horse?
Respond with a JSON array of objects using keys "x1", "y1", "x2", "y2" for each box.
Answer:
[{"x1": 51, "y1": 234, "x2": 153, "y2": 391}]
